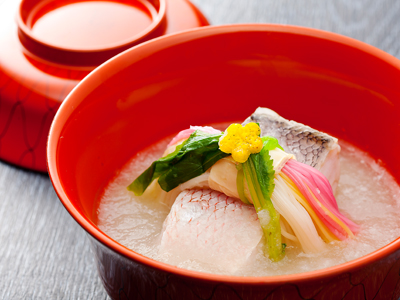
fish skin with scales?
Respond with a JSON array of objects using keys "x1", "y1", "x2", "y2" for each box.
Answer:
[{"x1": 243, "y1": 107, "x2": 341, "y2": 192}]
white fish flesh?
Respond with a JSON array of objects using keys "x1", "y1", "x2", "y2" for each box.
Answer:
[
  {"x1": 159, "y1": 189, "x2": 263, "y2": 273},
  {"x1": 243, "y1": 107, "x2": 341, "y2": 192}
]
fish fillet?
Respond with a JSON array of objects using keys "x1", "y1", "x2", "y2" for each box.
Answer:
[
  {"x1": 243, "y1": 107, "x2": 341, "y2": 192},
  {"x1": 159, "y1": 189, "x2": 263, "y2": 273}
]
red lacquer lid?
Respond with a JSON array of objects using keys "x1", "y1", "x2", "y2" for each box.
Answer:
[
  {"x1": 17, "y1": 0, "x2": 167, "y2": 66},
  {"x1": 0, "y1": 0, "x2": 208, "y2": 172}
]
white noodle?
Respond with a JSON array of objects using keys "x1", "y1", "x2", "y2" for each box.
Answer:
[
  {"x1": 271, "y1": 175, "x2": 326, "y2": 253},
  {"x1": 280, "y1": 217, "x2": 299, "y2": 242}
]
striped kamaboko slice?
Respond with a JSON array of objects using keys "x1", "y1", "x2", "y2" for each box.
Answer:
[{"x1": 282, "y1": 160, "x2": 359, "y2": 240}]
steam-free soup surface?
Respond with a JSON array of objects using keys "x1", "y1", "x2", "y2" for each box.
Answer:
[{"x1": 96, "y1": 138, "x2": 400, "y2": 276}]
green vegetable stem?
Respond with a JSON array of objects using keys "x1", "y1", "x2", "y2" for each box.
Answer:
[{"x1": 241, "y1": 137, "x2": 285, "y2": 262}]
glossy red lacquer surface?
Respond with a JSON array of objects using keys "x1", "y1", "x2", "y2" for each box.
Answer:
[
  {"x1": 48, "y1": 25, "x2": 400, "y2": 299},
  {"x1": 0, "y1": 0, "x2": 208, "y2": 172},
  {"x1": 28, "y1": 1, "x2": 156, "y2": 49}
]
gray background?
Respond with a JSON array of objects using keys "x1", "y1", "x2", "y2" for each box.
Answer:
[{"x1": 0, "y1": 0, "x2": 399, "y2": 299}]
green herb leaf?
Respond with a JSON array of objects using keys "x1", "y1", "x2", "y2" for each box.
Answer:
[
  {"x1": 251, "y1": 150, "x2": 275, "y2": 202},
  {"x1": 127, "y1": 143, "x2": 184, "y2": 195},
  {"x1": 127, "y1": 130, "x2": 228, "y2": 195},
  {"x1": 261, "y1": 136, "x2": 284, "y2": 151}
]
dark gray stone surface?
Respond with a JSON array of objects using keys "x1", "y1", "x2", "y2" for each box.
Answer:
[{"x1": 0, "y1": 0, "x2": 399, "y2": 299}]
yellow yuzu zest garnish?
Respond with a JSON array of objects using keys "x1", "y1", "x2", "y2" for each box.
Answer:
[{"x1": 219, "y1": 123, "x2": 263, "y2": 163}]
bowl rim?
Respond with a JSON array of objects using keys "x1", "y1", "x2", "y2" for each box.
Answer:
[{"x1": 47, "y1": 23, "x2": 400, "y2": 284}]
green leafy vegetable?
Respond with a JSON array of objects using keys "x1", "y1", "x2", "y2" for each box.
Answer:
[
  {"x1": 252, "y1": 148, "x2": 276, "y2": 202},
  {"x1": 127, "y1": 130, "x2": 228, "y2": 195},
  {"x1": 261, "y1": 136, "x2": 284, "y2": 151},
  {"x1": 243, "y1": 150, "x2": 285, "y2": 262}
]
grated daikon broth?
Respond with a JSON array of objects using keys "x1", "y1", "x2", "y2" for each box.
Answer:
[{"x1": 96, "y1": 138, "x2": 400, "y2": 276}]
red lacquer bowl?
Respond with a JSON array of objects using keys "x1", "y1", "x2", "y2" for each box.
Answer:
[
  {"x1": 0, "y1": 0, "x2": 208, "y2": 172},
  {"x1": 47, "y1": 24, "x2": 400, "y2": 299}
]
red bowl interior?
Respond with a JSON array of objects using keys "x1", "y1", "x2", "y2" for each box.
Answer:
[{"x1": 48, "y1": 24, "x2": 400, "y2": 284}]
